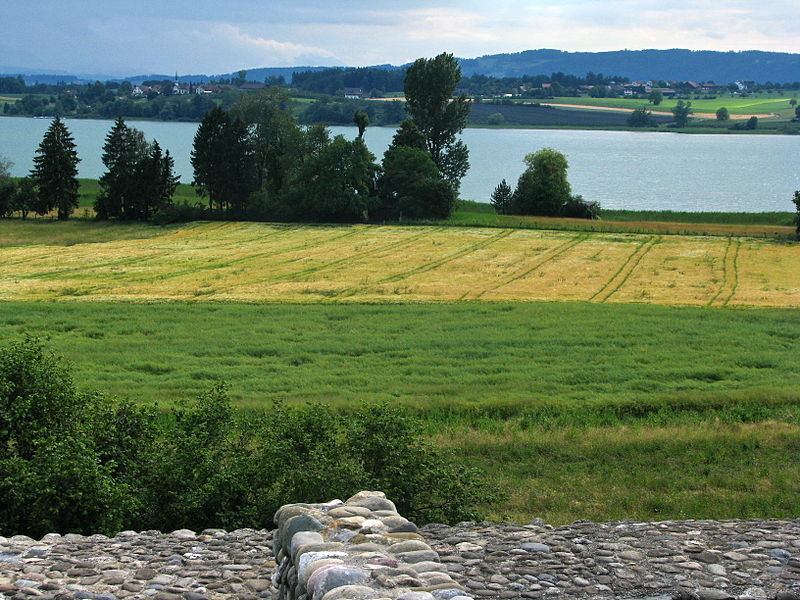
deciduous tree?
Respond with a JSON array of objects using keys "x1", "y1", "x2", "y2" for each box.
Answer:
[
  {"x1": 191, "y1": 106, "x2": 256, "y2": 214},
  {"x1": 404, "y1": 53, "x2": 471, "y2": 190},
  {"x1": 378, "y1": 146, "x2": 455, "y2": 220},
  {"x1": 627, "y1": 106, "x2": 656, "y2": 127},
  {"x1": 512, "y1": 148, "x2": 571, "y2": 217},
  {"x1": 716, "y1": 107, "x2": 730, "y2": 121},
  {"x1": 671, "y1": 100, "x2": 693, "y2": 127},
  {"x1": 648, "y1": 89, "x2": 663, "y2": 105},
  {"x1": 30, "y1": 117, "x2": 80, "y2": 220},
  {"x1": 792, "y1": 190, "x2": 800, "y2": 240}
]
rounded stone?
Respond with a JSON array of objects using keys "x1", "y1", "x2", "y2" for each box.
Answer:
[
  {"x1": 521, "y1": 542, "x2": 551, "y2": 553},
  {"x1": 321, "y1": 585, "x2": 384, "y2": 600},
  {"x1": 308, "y1": 566, "x2": 369, "y2": 600}
]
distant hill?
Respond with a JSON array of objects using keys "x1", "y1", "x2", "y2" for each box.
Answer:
[
  {"x1": 456, "y1": 49, "x2": 800, "y2": 83},
  {"x1": 4, "y1": 49, "x2": 800, "y2": 87}
]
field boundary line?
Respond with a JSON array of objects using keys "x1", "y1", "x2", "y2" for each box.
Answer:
[
  {"x1": 274, "y1": 228, "x2": 442, "y2": 282},
  {"x1": 591, "y1": 236, "x2": 660, "y2": 303},
  {"x1": 377, "y1": 229, "x2": 515, "y2": 284},
  {"x1": 722, "y1": 238, "x2": 741, "y2": 307},
  {"x1": 472, "y1": 234, "x2": 587, "y2": 299}
]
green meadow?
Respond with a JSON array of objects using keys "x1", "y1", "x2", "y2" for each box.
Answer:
[
  {"x1": 1, "y1": 299, "x2": 799, "y2": 523},
  {"x1": 547, "y1": 94, "x2": 797, "y2": 116}
]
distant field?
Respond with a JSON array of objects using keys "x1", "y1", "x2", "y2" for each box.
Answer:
[
  {"x1": 77, "y1": 179, "x2": 198, "y2": 210},
  {"x1": 468, "y1": 101, "x2": 672, "y2": 127},
  {"x1": 446, "y1": 209, "x2": 797, "y2": 238},
  {"x1": 0, "y1": 221, "x2": 797, "y2": 307},
  {"x1": 545, "y1": 95, "x2": 795, "y2": 117}
]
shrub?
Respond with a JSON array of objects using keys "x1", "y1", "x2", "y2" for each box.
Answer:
[
  {"x1": 0, "y1": 338, "x2": 497, "y2": 535},
  {"x1": 151, "y1": 201, "x2": 209, "y2": 225},
  {"x1": 563, "y1": 194, "x2": 601, "y2": 219},
  {"x1": 487, "y1": 112, "x2": 505, "y2": 126}
]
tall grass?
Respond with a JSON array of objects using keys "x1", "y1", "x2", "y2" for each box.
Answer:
[{"x1": 1, "y1": 301, "x2": 797, "y2": 410}]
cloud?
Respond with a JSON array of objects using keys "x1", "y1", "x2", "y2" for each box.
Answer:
[{"x1": 199, "y1": 24, "x2": 342, "y2": 67}]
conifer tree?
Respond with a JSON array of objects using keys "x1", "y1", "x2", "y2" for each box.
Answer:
[
  {"x1": 96, "y1": 117, "x2": 148, "y2": 220},
  {"x1": 30, "y1": 117, "x2": 80, "y2": 220},
  {"x1": 135, "y1": 141, "x2": 179, "y2": 220}
]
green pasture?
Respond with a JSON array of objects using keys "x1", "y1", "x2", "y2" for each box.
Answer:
[
  {"x1": 547, "y1": 95, "x2": 795, "y2": 116},
  {"x1": 1, "y1": 301, "x2": 797, "y2": 411},
  {"x1": 1, "y1": 300, "x2": 799, "y2": 523},
  {"x1": 457, "y1": 200, "x2": 796, "y2": 226}
]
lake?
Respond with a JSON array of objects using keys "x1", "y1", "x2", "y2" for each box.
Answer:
[{"x1": 2, "y1": 116, "x2": 799, "y2": 212}]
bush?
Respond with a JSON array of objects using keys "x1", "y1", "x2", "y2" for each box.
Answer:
[
  {"x1": 0, "y1": 338, "x2": 143, "y2": 537},
  {"x1": 151, "y1": 201, "x2": 209, "y2": 225},
  {"x1": 487, "y1": 112, "x2": 505, "y2": 126},
  {"x1": 563, "y1": 194, "x2": 601, "y2": 219},
  {"x1": 0, "y1": 338, "x2": 497, "y2": 535}
]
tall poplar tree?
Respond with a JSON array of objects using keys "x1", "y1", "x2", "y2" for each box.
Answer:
[
  {"x1": 30, "y1": 117, "x2": 80, "y2": 220},
  {"x1": 403, "y1": 53, "x2": 470, "y2": 190}
]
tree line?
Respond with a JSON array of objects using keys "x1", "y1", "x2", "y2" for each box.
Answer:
[
  {"x1": 0, "y1": 116, "x2": 179, "y2": 221},
  {"x1": 188, "y1": 54, "x2": 469, "y2": 223},
  {"x1": 1, "y1": 53, "x2": 471, "y2": 224}
]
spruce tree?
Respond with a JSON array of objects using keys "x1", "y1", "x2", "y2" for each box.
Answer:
[
  {"x1": 30, "y1": 117, "x2": 80, "y2": 220},
  {"x1": 96, "y1": 117, "x2": 148, "y2": 220},
  {"x1": 191, "y1": 107, "x2": 255, "y2": 215},
  {"x1": 136, "y1": 142, "x2": 179, "y2": 220}
]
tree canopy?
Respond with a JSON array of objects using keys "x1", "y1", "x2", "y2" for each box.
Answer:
[{"x1": 513, "y1": 148, "x2": 572, "y2": 216}]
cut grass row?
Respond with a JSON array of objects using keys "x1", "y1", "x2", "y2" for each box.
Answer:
[{"x1": 1, "y1": 300, "x2": 798, "y2": 524}]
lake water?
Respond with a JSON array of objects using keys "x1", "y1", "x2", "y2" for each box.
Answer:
[{"x1": 2, "y1": 116, "x2": 799, "y2": 212}]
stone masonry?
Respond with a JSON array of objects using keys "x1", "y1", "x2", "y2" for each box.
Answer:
[{"x1": 1, "y1": 493, "x2": 799, "y2": 600}]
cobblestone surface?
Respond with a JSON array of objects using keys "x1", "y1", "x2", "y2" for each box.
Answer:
[{"x1": 2, "y1": 517, "x2": 799, "y2": 600}]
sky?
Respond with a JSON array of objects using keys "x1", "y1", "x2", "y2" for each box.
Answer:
[{"x1": 1, "y1": 0, "x2": 799, "y2": 77}]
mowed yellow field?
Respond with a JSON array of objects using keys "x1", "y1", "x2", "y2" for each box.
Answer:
[{"x1": 0, "y1": 222, "x2": 798, "y2": 307}]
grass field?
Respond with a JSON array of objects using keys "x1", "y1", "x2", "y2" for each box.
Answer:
[
  {"x1": 0, "y1": 221, "x2": 798, "y2": 306},
  {"x1": 0, "y1": 300, "x2": 798, "y2": 522},
  {"x1": 1, "y1": 216, "x2": 799, "y2": 523},
  {"x1": 545, "y1": 95, "x2": 796, "y2": 117}
]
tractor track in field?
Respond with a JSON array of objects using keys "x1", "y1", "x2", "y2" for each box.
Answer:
[
  {"x1": 707, "y1": 237, "x2": 741, "y2": 307},
  {"x1": 122, "y1": 228, "x2": 365, "y2": 285},
  {"x1": 376, "y1": 229, "x2": 516, "y2": 285},
  {"x1": 590, "y1": 236, "x2": 660, "y2": 303},
  {"x1": 273, "y1": 228, "x2": 443, "y2": 283},
  {"x1": 471, "y1": 234, "x2": 587, "y2": 300}
]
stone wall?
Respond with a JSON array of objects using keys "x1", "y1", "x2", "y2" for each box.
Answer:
[{"x1": 271, "y1": 491, "x2": 473, "y2": 600}]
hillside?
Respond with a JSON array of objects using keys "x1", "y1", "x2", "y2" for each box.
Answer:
[
  {"x1": 458, "y1": 49, "x2": 800, "y2": 83},
  {"x1": 8, "y1": 49, "x2": 800, "y2": 86}
]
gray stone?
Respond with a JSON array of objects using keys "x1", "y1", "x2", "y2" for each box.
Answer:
[
  {"x1": 521, "y1": 543, "x2": 550, "y2": 553},
  {"x1": 771, "y1": 548, "x2": 792, "y2": 560},
  {"x1": 308, "y1": 566, "x2": 368, "y2": 600}
]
